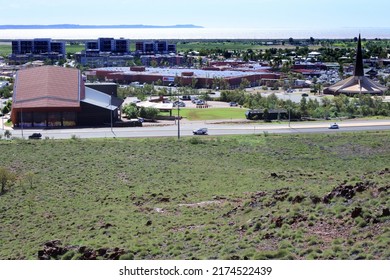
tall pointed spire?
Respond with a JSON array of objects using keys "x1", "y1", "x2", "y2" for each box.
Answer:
[
  {"x1": 354, "y1": 34, "x2": 364, "y2": 77},
  {"x1": 324, "y1": 33, "x2": 386, "y2": 96}
]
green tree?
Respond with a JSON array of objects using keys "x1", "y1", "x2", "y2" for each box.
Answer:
[
  {"x1": 122, "y1": 104, "x2": 139, "y2": 119},
  {"x1": 197, "y1": 56, "x2": 203, "y2": 67},
  {"x1": 0, "y1": 167, "x2": 16, "y2": 195},
  {"x1": 2, "y1": 99, "x2": 12, "y2": 115},
  {"x1": 0, "y1": 86, "x2": 12, "y2": 98},
  {"x1": 300, "y1": 97, "x2": 308, "y2": 116},
  {"x1": 322, "y1": 97, "x2": 332, "y2": 108},
  {"x1": 191, "y1": 78, "x2": 198, "y2": 89},
  {"x1": 150, "y1": 60, "x2": 158, "y2": 68},
  {"x1": 139, "y1": 107, "x2": 159, "y2": 121},
  {"x1": 281, "y1": 60, "x2": 292, "y2": 73},
  {"x1": 200, "y1": 90, "x2": 211, "y2": 101},
  {"x1": 239, "y1": 78, "x2": 251, "y2": 89},
  {"x1": 134, "y1": 57, "x2": 142, "y2": 66},
  {"x1": 25, "y1": 172, "x2": 35, "y2": 189},
  {"x1": 263, "y1": 108, "x2": 270, "y2": 121},
  {"x1": 338, "y1": 62, "x2": 344, "y2": 78}
]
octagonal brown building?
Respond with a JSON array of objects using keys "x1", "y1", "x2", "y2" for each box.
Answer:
[{"x1": 11, "y1": 66, "x2": 123, "y2": 127}]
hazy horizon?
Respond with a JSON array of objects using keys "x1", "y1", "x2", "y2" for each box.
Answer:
[
  {"x1": 2, "y1": 27, "x2": 390, "y2": 40},
  {"x1": 1, "y1": 0, "x2": 389, "y2": 30}
]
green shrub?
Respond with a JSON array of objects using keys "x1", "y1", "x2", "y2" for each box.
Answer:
[
  {"x1": 119, "y1": 253, "x2": 134, "y2": 260},
  {"x1": 355, "y1": 216, "x2": 367, "y2": 228},
  {"x1": 61, "y1": 250, "x2": 75, "y2": 260},
  {"x1": 188, "y1": 137, "x2": 206, "y2": 145},
  {"x1": 254, "y1": 249, "x2": 289, "y2": 260}
]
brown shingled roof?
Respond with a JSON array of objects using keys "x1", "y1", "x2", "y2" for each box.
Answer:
[{"x1": 12, "y1": 66, "x2": 84, "y2": 109}]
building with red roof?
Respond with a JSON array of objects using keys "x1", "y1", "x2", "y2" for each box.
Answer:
[{"x1": 11, "y1": 66, "x2": 123, "y2": 127}]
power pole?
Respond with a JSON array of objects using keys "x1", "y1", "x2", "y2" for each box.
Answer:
[{"x1": 177, "y1": 89, "x2": 180, "y2": 140}]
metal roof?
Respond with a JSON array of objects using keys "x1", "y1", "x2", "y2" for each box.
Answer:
[
  {"x1": 82, "y1": 87, "x2": 123, "y2": 110},
  {"x1": 96, "y1": 65, "x2": 270, "y2": 79}
]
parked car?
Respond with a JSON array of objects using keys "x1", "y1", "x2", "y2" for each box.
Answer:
[
  {"x1": 195, "y1": 100, "x2": 205, "y2": 105},
  {"x1": 28, "y1": 133, "x2": 42, "y2": 139},
  {"x1": 193, "y1": 128, "x2": 208, "y2": 135},
  {"x1": 229, "y1": 101, "x2": 238, "y2": 107},
  {"x1": 301, "y1": 93, "x2": 309, "y2": 97},
  {"x1": 173, "y1": 101, "x2": 186, "y2": 107},
  {"x1": 329, "y1": 123, "x2": 339, "y2": 129},
  {"x1": 180, "y1": 95, "x2": 191, "y2": 101}
]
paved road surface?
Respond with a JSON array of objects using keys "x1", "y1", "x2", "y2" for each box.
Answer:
[{"x1": 3, "y1": 119, "x2": 390, "y2": 139}]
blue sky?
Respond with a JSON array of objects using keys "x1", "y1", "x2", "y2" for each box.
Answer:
[{"x1": 1, "y1": 0, "x2": 389, "y2": 29}]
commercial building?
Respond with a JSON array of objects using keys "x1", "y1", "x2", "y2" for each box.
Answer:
[
  {"x1": 78, "y1": 53, "x2": 135, "y2": 68},
  {"x1": 135, "y1": 40, "x2": 176, "y2": 54},
  {"x1": 11, "y1": 66, "x2": 123, "y2": 127},
  {"x1": 89, "y1": 65, "x2": 281, "y2": 89},
  {"x1": 9, "y1": 38, "x2": 66, "y2": 64},
  {"x1": 76, "y1": 38, "x2": 178, "y2": 67},
  {"x1": 77, "y1": 38, "x2": 133, "y2": 67},
  {"x1": 85, "y1": 38, "x2": 131, "y2": 53}
]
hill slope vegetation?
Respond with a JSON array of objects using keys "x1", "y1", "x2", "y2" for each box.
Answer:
[{"x1": 0, "y1": 132, "x2": 389, "y2": 259}]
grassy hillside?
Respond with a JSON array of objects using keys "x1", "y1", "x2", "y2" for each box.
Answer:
[{"x1": 0, "y1": 132, "x2": 389, "y2": 260}]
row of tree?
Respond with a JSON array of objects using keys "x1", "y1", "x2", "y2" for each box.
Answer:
[
  {"x1": 220, "y1": 90, "x2": 390, "y2": 120},
  {"x1": 122, "y1": 105, "x2": 159, "y2": 121},
  {"x1": 120, "y1": 85, "x2": 390, "y2": 121},
  {"x1": 183, "y1": 41, "x2": 390, "y2": 66}
]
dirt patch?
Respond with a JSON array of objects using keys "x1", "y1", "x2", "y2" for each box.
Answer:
[
  {"x1": 304, "y1": 219, "x2": 389, "y2": 248},
  {"x1": 178, "y1": 200, "x2": 223, "y2": 207},
  {"x1": 304, "y1": 220, "x2": 353, "y2": 244},
  {"x1": 171, "y1": 225, "x2": 205, "y2": 232}
]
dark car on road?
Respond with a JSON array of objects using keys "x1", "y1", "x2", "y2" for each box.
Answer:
[
  {"x1": 28, "y1": 133, "x2": 42, "y2": 139},
  {"x1": 192, "y1": 128, "x2": 208, "y2": 135},
  {"x1": 329, "y1": 123, "x2": 339, "y2": 129}
]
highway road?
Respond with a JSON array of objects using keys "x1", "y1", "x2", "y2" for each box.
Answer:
[{"x1": 4, "y1": 119, "x2": 390, "y2": 139}]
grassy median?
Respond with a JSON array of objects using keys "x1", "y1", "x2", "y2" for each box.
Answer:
[{"x1": 0, "y1": 131, "x2": 389, "y2": 259}]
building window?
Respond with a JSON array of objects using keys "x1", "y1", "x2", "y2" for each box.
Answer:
[
  {"x1": 19, "y1": 111, "x2": 33, "y2": 127},
  {"x1": 47, "y1": 112, "x2": 62, "y2": 127},
  {"x1": 63, "y1": 112, "x2": 77, "y2": 127},
  {"x1": 33, "y1": 112, "x2": 46, "y2": 127}
]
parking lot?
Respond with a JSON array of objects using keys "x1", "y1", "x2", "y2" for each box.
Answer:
[{"x1": 178, "y1": 100, "x2": 236, "y2": 109}]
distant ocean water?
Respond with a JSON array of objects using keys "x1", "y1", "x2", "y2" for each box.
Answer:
[{"x1": 1, "y1": 27, "x2": 390, "y2": 40}]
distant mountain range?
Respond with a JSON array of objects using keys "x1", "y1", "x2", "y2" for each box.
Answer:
[{"x1": 0, "y1": 24, "x2": 204, "y2": 29}]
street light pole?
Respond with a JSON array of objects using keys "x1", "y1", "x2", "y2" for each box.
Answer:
[
  {"x1": 21, "y1": 106, "x2": 24, "y2": 138},
  {"x1": 110, "y1": 94, "x2": 113, "y2": 133},
  {"x1": 288, "y1": 93, "x2": 291, "y2": 128},
  {"x1": 177, "y1": 89, "x2": 180, "y2": 140}
]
